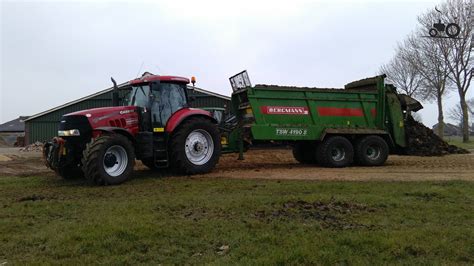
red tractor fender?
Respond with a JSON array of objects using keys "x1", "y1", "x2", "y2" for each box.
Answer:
[
  {"x1": 93, "y1": 127, "x2": 136, "y2": 143},
  {"x1": 165, "y1": 108, "x2": 217, "y2": 133}
]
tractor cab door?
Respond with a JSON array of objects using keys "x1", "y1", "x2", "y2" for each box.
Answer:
[
  {"x1": 148, "y1": 82, "x2": 188, "y2": 168},
  {"x1": 150, "y1": 82, "x2": 188, "y2": 131}
]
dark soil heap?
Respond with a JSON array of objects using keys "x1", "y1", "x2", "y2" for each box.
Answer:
[{"x1": 404, "y1": 115, "x2": 469, "y2": 156}]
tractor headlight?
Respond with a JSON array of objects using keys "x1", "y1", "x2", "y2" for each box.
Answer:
[{"x1": 58, "y1": 129, "x2": 81, "y2": 136}]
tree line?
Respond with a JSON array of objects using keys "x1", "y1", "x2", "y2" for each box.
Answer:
[{"x1": 381, "y1": 0, "x2": 473, "y2": 142}]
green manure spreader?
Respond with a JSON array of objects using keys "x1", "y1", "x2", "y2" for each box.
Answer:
[{"x1": 221, "y1": 71, "x2": 422, "y2": 168}]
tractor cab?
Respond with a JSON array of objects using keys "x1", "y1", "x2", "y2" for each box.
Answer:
[
  {"x1": 125, "y1": 75, "x2": 191, "y2": 132},
  {"x1": 114, "y1": 74, "x2": 220, "y2": 174}
]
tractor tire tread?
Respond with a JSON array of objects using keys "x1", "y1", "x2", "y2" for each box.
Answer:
[
  {"x1": 169, "y1": 117, "x2": 221, "y2": 175},
  {"x1": 81, "y1": 134, "x2": 135, "y2": 185}
]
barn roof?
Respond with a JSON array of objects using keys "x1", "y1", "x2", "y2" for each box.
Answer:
[
  {"x1": 24, "y1": 84, "x2": 230, "y2": 122},
  {"x1": 0, "y1": 116, "x2": 29, "y2": 132},
  {"x1": 24, "y1": 83, "x2": 125, "y2": 122}
]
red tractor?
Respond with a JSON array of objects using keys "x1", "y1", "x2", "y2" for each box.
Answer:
[{"x1": 44, "y1": 74, "x2": 221, "y2": 185}]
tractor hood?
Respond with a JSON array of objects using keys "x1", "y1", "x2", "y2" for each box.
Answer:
[
  {"x1": 66, "y1": 106, "x2": 136, "y2": 118},
  {"x1": 65, "y1": 106, "x2": 139, "y2": 129}
]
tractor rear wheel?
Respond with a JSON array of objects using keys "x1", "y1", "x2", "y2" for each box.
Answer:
[
  {"x1": 354, "y1": 135, "x2": 388, "y2": 166},
  {"x1": 81, "y1": 134, "x2": 135, "y2": 185},
  {"x1": 292, "y1": 142, "x2": 317, "y2": 164},
  {"x1": 170, "y1": 117, "x2": 221, "y2": 174},
  {"x1": 317, "y1": 136, "x2": 353, "y2": 168}
]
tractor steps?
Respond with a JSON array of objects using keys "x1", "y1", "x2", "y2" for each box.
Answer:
[{"x1": 153, "y1": 134, "x2": 169, "y2": 168}]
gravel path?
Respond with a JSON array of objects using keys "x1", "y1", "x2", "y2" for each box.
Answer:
[{"x1": 1, "y1": 148, "x2": 473, "y2": 181}]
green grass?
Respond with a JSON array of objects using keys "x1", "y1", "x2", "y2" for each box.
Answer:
[
  {"x1": 0, "y1": 176, "x2": 473, "y2": 264},
  {"x1": 445, "y1": 136, "x2": 474, "y2": 150}
]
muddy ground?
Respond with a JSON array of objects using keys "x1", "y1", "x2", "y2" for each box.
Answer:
[{"x1": 0, "y1": 148, "x2": 473, "y2": 181}]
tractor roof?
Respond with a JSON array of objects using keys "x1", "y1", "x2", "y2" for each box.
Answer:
[{"x1": 129, "y1": 75, "x2": 190, "y2": 85}]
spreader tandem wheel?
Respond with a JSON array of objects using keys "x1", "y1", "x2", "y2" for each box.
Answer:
[
  {"x1": 354, "y1": 135, "x2": 389, "y2": 166},
  {"x1": 317, "y1": 136, "x2": 354, "y2": 168},
  {"x1": 292, "y1": 141, "x2": 318, "y2": 164}
]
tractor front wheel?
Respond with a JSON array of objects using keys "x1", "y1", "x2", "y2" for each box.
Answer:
[
  {"x1": 82, "y1": 134, "x2": 135, "y2": 185},
  {"x1": 429, "y1": 28, "x2": 438, "y2": 37},
  {"x1": 170, "y1": 117, "x2": 221, "y2": 174}
]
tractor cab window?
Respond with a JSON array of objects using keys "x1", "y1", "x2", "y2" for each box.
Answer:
[
  {"x1": 128, "y1": 85, "x2": 150, "y2": 108},
  {"x1": 151, "y1": 83, "x2": 187, "y2": 126}
]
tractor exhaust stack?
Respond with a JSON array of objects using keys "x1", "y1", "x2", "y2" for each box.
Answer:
[{"x1": 111, "y1": 77, "x2": 119, "y2": 106}]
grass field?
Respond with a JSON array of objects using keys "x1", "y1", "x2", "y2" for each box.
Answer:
[
  {"x1": 445, "y1": 136, "x2": 474, "y2": 150},
  {"x1": 1, "y1": 176, "x2": 473, "y2": 264}
]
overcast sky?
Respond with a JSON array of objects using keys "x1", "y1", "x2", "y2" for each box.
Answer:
[{"x1": 1, "y1": 0, "x2": 473, "y2": 126}]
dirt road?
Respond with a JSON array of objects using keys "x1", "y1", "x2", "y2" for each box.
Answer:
[
  {"x1": 205, "y1": 149, "x2": 474, "y2": 181},
  {"x1": 1, "y1": 148, "x2": 473, "y2": 181},
  {"x1": 0, "y1": 149, "x2": 47, "y2": 177}
]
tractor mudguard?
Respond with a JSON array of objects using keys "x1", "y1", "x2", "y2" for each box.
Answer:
[
  {"x1": 93, "y1": 127, "x2": 135, "y2": 143},
  {"x1": 165, "y1": 108, "x2": 217, "y2": 133}
]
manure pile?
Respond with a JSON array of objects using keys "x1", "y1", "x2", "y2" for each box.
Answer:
[{"x1": 404, "y1": 115, "x2": 469, "y2": 156}]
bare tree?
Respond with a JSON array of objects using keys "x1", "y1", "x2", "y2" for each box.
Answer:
[
  {"x1": 379, "y1": 0, "x2": 472, "y2": 139},
  {"x1": 448, "y1": 99, "x2": 474, "y2": 132},
  {"x1": 380, "y1": 46, "x2": 425, "y2": 98},
  {"x1": 381, "y1": 30, "x2": 451, "y2": 137},
  {"x1": 402, "y1": 29, "x2": 452, "y2": 138},
  {"x1": 435, "y1": 0, "x2": 473, "y2": 142},
  {"x1": 380, "y1": 8, "x2": 453, "y2": 138},
  {"x1": 448, "y1": 103, "x2": 465, "y2": 126},
  {"x1": 449, "y1": 98, "x2": 474, "y2": 125}
]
